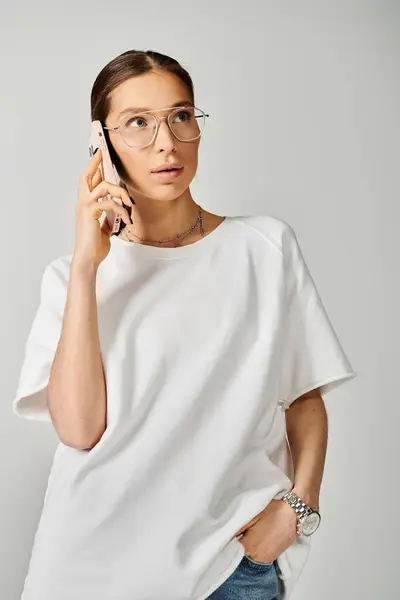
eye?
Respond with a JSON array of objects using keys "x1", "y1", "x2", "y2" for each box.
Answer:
[
  {"x1": 172, "y1": 110, "x2": 191, "y2": 123},
  {"x1": 126, "y1": 115, "x2": 149, "y2": 128}
]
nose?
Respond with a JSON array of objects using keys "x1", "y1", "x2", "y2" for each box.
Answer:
[{"x1": 153, "y1": 117, "x2": 177, "y2": 150}]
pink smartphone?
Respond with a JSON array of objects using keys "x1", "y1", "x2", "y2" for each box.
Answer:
[{"x1": 89, "y1": 120, "x2": 122, "y2": 235}]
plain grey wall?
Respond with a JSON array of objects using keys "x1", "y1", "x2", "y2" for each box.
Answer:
[{"x1": 2, "y1": 1, "x2": 398, "y2": 598}]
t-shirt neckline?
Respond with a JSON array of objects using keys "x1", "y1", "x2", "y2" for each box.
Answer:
[{"x1": 111, "y1": 215, "x2": 230, "y2": 258}]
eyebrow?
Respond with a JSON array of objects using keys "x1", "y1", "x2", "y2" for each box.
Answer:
[{"x1": 117, "y1": 101, "x2": 194, "y2": 119}]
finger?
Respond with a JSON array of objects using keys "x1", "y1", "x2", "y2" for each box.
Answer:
[
  {"x1": 86, "y1": 155, "x2": 103, "y2": 191},
  {"x1": 86, "y1": 168, "x2": 102, "y2": 194},
  {"x1": 78, "y1": 149, "x2": 103, "y2": 198},
  {"x1": 85, "y1": 148, "x2": 103, "y2": 191},
  {"x1": 87, "y1": 147, "x2": 102, "y2": 180},
  {"x1": 90, "y1": 180, "x2": 133, "y2": 209},
  {"x1": 89, "y1": 167, "x2": 102, "y2": 192},
  {"x1": 91, "y1": 197, "x2": 131, "y2": 226}
]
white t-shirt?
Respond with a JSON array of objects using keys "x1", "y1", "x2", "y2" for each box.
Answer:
[{"x1": 12, "y1": 214, "x2": 356, "y2": 600}]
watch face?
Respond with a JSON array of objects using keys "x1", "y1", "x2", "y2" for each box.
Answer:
[{"x1": 301, "y1": 512, "x2": 321, "y2": 536}]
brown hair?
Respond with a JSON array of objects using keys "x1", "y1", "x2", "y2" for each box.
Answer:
[
  {"x1": 90, "y1": 50, "x2": 195, "y2": 230},
  {"x1": 91, "y1": 49, "x2": 194, "y2": 122}
]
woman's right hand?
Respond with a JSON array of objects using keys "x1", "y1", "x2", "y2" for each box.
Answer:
[{"x1": 73, "y1": 148, "x2": 133, "y2": 272}]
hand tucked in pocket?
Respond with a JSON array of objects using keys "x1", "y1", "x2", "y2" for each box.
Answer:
[{"x1": 232, "y1": 499, "x2": 300, "y2": 564}]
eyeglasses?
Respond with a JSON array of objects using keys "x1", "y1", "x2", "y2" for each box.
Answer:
[{"x1": 103, "y1": 105, "x2": 209, "y2": 149}]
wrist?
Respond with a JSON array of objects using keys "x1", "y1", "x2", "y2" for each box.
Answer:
[
  {"x1": 291, "y1": 485, "x2": 320, "y2": 511},
  {"x1": 282, "y1": 487, "x2": 322, "y2": 537},
  {"x1": 71, "y1": 257, "x2": 99, "y2": 280}
]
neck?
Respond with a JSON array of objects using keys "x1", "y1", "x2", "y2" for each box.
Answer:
[{"x1": 123, "y1": 189, "x2": 201, "y2": 243}]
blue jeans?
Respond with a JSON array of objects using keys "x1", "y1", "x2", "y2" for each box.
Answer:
[{"x1": 206, "y1": 554, "x2": 285, "y2": 600}]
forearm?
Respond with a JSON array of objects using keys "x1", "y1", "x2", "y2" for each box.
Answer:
[
  {"x1": 284, "y1": 389, "x2": 328, "y2": 510},
  {"x1": 48, "y1": 260, "x2": 107, "y2": 450}
]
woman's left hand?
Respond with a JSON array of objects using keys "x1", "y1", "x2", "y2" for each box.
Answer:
[{"x1": 233, "y1": 499, "x2": 300, "y2": 564}]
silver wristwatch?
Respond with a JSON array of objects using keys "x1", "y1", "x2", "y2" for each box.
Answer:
[{"x1": 281, "y1": 490, "x2": 321, "y2": 537}]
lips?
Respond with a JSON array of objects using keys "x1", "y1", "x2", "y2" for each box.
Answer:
[
  {"x1": 151, "y1": 167, "x2": 184, "y2": 181},
  {"x1": 151, "y1": 163, "x2": 183, "y2": 173}
]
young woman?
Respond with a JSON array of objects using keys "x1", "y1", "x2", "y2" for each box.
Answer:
[{"x1": 13, "y1": 49, "x2": 357, "y2": 600}]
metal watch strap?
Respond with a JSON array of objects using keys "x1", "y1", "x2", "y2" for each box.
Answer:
[{"x1": 282, "y1": 490, "x2": 314, "y2": 536}]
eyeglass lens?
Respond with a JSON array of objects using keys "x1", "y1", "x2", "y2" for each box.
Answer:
[{"x1": 120, "y1": 107, "x2": 206, "y2": 148}]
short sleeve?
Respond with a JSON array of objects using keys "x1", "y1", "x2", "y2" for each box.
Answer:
[
  {"x1": 12, "y1": 260, "x2": 67, "y2": 422},
  {"x1": 278, "y1": 224, "x2": 357, "y2": 409}
]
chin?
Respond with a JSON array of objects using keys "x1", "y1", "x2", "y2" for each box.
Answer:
[
  {"x1": 153, "y1": 187, "x2": 188, "y2": 200},
  {"x1": 150, "y1": 177, "x2": 192, "y2": 193},
  {"x1": 141, "y1": 185, "x2": 185, "y2": 200}
]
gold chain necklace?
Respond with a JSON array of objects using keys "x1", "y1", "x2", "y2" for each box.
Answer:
[{"x1": 120, "y1": 204, "x2": 205, "y2": 247}]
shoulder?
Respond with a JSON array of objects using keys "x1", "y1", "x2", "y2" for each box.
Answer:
[{"x1": 232, "y1": 214, "x2": 298, "y2": 254}]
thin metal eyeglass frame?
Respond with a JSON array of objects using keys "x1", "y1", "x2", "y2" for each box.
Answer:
[{"x1": 102, "y1": 106, "x2": 210, "y2": 148}]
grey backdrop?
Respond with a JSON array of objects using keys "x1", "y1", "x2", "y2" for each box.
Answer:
[{"x1": 2, "y1": 1, "x2": 399, "y2": 598}]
